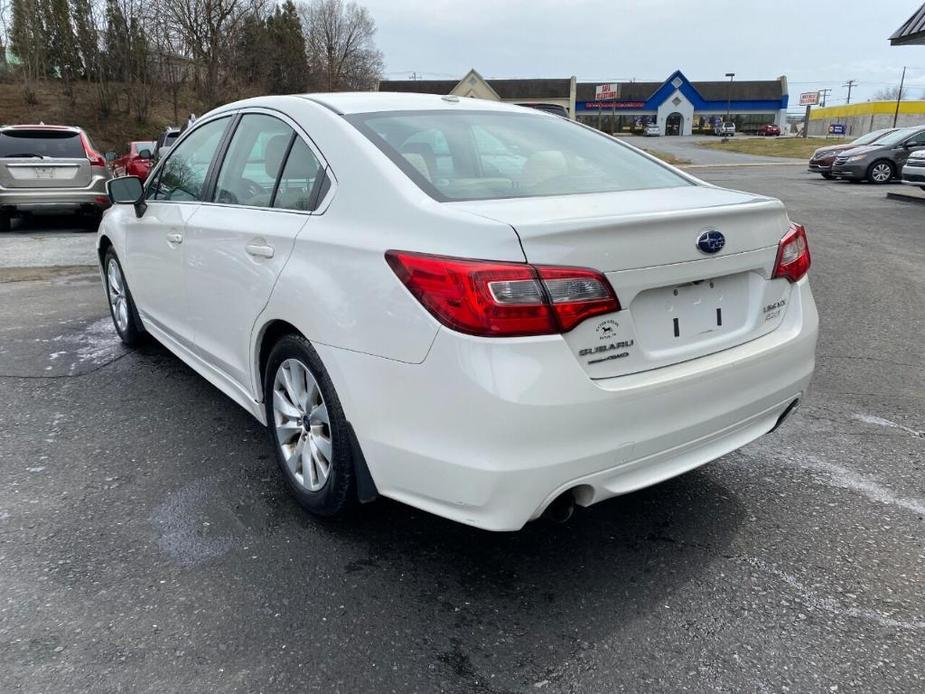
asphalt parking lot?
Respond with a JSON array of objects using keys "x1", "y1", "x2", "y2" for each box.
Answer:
[{"x1": 1, "y1": 166, "x2": 923, "y2": 693}]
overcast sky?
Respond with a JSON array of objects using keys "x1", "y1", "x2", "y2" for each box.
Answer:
[{"x1": 363, "y1": 0, "x2": 925, "y2": 109}]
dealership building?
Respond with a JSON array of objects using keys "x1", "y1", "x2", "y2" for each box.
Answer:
[{"x1": 379, "y1": 69, "x2": 790, "y2": 135}]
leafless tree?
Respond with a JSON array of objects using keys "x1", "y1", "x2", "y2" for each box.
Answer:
[
  {"x1": 166, "y1": 0, "x2": 266, "y2": 106},
  {"x1": 873, "y1": 85, "x2": 909, "y2": 101},
  {"x1": 299, "y1": 0, "x2": 382, "y2": 91}
]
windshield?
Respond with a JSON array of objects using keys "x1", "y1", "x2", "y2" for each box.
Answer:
[
  {"x1": 853, "y1": 129, "x2": 894, "y2": 146},
  {"x1": 0, "y1": 130, "x2": 84, "y2": 158},
  {"x1": 348, "y1": 110, "x2": 691, "y2": 201},
  {"x1": 135, "y1": 141, "x2": 156, "y2": 153},
  {"x1": 871, "y1": 128, "x2": 918, "y2": 147}
]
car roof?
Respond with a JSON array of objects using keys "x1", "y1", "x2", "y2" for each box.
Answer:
[{"x1": 300, "y1": 91, "x2": 545, "y2": 116}]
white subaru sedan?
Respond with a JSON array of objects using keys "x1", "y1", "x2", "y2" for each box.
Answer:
[{"x1": 100, "y1": 93, "x2": 817, "y2": 531}]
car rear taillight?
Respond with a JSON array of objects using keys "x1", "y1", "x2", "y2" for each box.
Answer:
[
  {"x1": 772, "y1": 223, "x2": 811, "y2": 283},
  {"x1": 385, "y1": 251, "x2": 620, "y2": 337},
  {"x1": 79, "y1": 132, "x2": 106, "y2": 169}
]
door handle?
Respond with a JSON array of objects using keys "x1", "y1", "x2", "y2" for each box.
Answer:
[
  {"x1": 166, "y1": 232, "x2": 183, "y2": 244},
  {"x1": 245, "y1": 243, "x2": 275, "y2": 259}
]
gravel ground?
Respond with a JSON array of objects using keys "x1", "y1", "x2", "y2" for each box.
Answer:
[{"x1": 0, "y1": 168, "x2": 922, "y2": 693}]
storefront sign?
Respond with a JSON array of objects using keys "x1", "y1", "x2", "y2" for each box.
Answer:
[
  {"x1": 595, "y1": 83, "x2": 620, "y2": 100},
  {"x1": 581, "y1": 100, "x2": 646, "y2": 110},
  {"x1": 799, "y1": 92, "x2": 819, "y2": 106}
]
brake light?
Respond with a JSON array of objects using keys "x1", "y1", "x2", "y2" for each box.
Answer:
[
  {"x1": 385, "y1": 251, "x2": 620, "y2": 337},
  {"x1": 79, "y1": 132, "x2": 106, "y2": 169},
  {"x1": 773, "y1": 223, "x2": 811, "y2": 282}
]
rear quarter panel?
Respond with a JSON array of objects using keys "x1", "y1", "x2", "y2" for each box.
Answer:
[{"x1": 249, "y1": 97, "x2": 526, "y2": 383}]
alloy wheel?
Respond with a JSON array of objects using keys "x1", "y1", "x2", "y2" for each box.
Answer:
[
  {"x1": 106, "y1": 259, "x2": 130, "y2": 334},
  {"x1": 272, "y1": 358, "x2": 333, "y2": 492},
  {"x1": 870, "y1": 163, "x2": 892, "y2": 183}
]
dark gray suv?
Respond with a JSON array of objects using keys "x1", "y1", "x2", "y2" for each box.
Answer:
[{"x1": 830, "y1": 126, "x2": 925, "y2": 184}]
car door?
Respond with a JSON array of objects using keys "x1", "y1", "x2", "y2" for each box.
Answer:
[
  {"x1": 897, "y1": 130, "x2": 925, "y2": 168},
  {"x1": 184, "y1": 111, "x2": 327, "y2": 390},
  {"x1": 123, "y1": 116, "x2": 231, "y2": 347}
]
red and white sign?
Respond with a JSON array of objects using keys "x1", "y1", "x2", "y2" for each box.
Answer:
[
  {"x1": 799, "y1": 91, "x2": 819, "y2": 106},
  {"x1": 595, "y1": 83, "x2": 620, "y2": 101}
]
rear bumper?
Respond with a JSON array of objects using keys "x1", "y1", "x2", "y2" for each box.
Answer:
[
  {"x1": 318, "y1": 278, "x2": 819, "y2": 531},
  {"x1": 0, "y1": 174, "x2": 110, "y2": 212}
]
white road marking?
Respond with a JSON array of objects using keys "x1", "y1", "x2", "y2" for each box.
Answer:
[{"x1": 853, "y1": 413, "x2": 924, "y2": 438}]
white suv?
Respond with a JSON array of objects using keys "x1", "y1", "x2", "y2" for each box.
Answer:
[{"x1": 100, "y1": 93, "x2": 817, "y2": 531}]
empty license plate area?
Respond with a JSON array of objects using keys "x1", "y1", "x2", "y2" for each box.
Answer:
[{"x1": 632, "y1": 273, "x2": 750, "y2": 355}]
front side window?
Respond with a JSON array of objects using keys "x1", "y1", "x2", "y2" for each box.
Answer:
[
  {"x1": 150, "y1": 117, "x2": 229, "y2": 202},
  {"x1": 214, "y1": 114, "x2": 294, "y2": 207},
  {"x1": 273, "y1": 138, "x2": 323, "y2": 211},
  {"x1": 347, "y1": 110, "x2": 691, "y2": 201}
]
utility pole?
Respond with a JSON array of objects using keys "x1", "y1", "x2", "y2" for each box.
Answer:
[
  {"x1": 725, "y1": 72, "x2": 735, "y2": 122},
  {"x1": 818, "y1": 88, "x2": 832, "y2": 107},
  {"x1": 893, "y1": 67, "x2": 906, "y2": 127},
  {"x1": 842, "y1": 80, "x2": 856, "y2": 104}
]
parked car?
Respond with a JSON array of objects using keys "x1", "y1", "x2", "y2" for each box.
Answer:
[
  {"x1": 830, "y1": 126, "x2": 925, "y2": 184},
  {"x1": 900, "y1": 148, "x2": 925, "y2": 190},
  {"x1": 713, "y1": 122, "x2": 735, "y2": 136},
  {"x1": 153, "y1": 127, "x2": 180, "y2": 161},
  {"x1": 757, "y1": 123, "x2": 780, "y2": 136},
  {"x1": 808, "y1": 128, "x2": 897, "y2": 179},
  {"x1": 0, "y1": 124, "x2": 110, "y2": 230},
  {"x1": 516, "y1": 103, "x2": 570, "y2": 118},
  {"x1": 643, "y1": 122, "x2": 661, "y2": 137},
  {"x1": 111, "y1": 140, "x2": 156, "y2": 178},
  {"x1": 100, "y1": 93, "x2": 817, "y2": 531}
]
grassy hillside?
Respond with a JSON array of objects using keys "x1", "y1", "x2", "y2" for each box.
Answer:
[{"x1": 0, "y1": 80, "x2": 211, "y2": 153}]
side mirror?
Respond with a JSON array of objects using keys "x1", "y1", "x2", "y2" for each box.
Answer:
[
  {"x1": 107, "y1": 176, "x2": 146, "y2": 218},
  {"x1": 137, "y1": 148, "x2": 152, "y2": 160}
]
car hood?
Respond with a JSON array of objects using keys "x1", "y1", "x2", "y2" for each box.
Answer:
[
  {"x1": 838, "y1": 145, "x2": 878, "y2": 157},
  {"x1": 813, "y1": 143, "x2": 853, "y2": 157}
]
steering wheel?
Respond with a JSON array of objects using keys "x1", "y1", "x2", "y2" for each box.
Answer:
[{"x1": 238, "y1": 178, "x2": 265, "y2": 201}]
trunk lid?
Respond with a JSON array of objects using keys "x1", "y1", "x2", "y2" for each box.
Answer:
[
  {"x1": 0, "y1": 129, "x2": 93, "y2": 189},
  {"x1": 0, "y1": 158, "x2": 92, "y2": 189},
  {"x1": 450, "y1": 186, "x2": 795, "y2": 379}
]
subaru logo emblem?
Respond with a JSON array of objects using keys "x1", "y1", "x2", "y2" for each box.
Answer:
[{"x1": 696, "y1": 229, "x2": 725, "y2": 254}]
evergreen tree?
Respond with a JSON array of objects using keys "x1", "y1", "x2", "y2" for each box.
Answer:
[{"x1": 266, "y1": 0, "x2": 309, "y2": 94}]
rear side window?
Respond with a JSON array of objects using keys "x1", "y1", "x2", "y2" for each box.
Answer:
[
  {"x1": 214, "y1": 114, "x2": 294, "y2": 207},
  {"x1": 273, "y1": 138, "x2": 323, "y2": 211},
  {"x1": 347, "y1": 110, "x2": 690, "y2": 201},
  {"x1": 150, "y1": 117, "x2": 229, "y2": 202},
  {"x1": 0, "y1": 130, "x2": 84, "y2": 158}
]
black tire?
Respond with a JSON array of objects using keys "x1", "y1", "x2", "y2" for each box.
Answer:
[
  {"x1": 821, "y1": 173, "x2": 835, "y2": 180},
  {"x1": 0, "y1": 214, "x2": 10, "y2": 232},
  {"x1": 920, "y1": 186, "x2": 925, "y2": 192},
  {"x1": 103, "y1": 248, "x2": 146, "y2": 347},
  {"x1": 866, "y1": 159, "x2": 894, "y2": 184},
  {"x1": 264, "y1": 334, "x2": 355, "y2": 517}
]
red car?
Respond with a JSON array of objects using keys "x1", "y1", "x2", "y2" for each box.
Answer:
[
  {"x1": 757, "y1": 123, "x2": 781, "y2": 136},
  {"x1": 111, "y1": 140, "x2": 156, "y2": 178}
]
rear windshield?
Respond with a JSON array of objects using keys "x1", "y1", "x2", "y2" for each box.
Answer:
[
  {"x1": 135, "y1": 141, "x2": 156, "y2": 153},
  {"x1": 0, "y1": 130, "x2": 84, "y2": 158},
  {"x1": 164, "y1": 132, "x2": 179, "y2": 146},
  {"x1": 347, "y1": 110, "x2": 690, "y2": 201}
]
